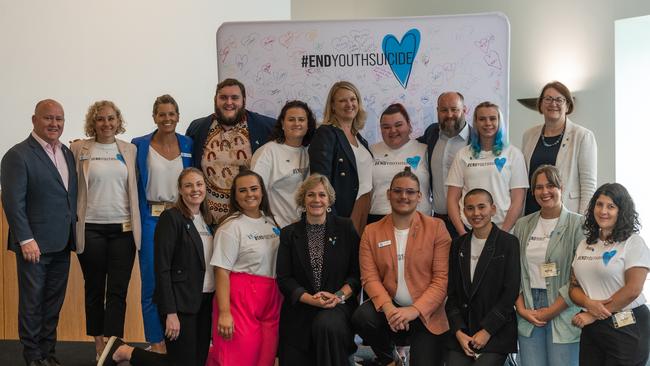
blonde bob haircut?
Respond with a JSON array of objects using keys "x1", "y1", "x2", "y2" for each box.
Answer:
[
  {"x1": 295, "y1": 174, "x2": 336, "y2": 209},
  {"x1": 84, "y1": 100, "x2": 126, "y2": 137},
  {"x1": 322, "y1": 81, "x2": 367, "y2": 134}
]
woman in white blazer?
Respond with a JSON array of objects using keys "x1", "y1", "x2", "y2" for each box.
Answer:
[{"x1": 522, "y1": 81, "x2": 597, "y2": 216}]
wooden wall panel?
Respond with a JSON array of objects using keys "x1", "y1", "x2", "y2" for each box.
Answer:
[{"x1": 1, "y1": 202, "x2": 145, "y2": 342}]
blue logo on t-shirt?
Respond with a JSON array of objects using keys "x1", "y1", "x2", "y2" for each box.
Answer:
[{"x1": 603, "y1": 249, "x2": 617, "y2": 266}]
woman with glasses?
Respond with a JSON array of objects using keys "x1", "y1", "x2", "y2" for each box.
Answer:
[
  {"x1": 446, "y1": 101, "x2": 529, "y2": 236},
  {"x1": 522, "y1": 81, "x2": 597, "y2": 215}
]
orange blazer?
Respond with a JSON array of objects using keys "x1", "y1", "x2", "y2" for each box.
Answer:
[{"x1": 359, "y1": 212, "x2": 451, "y2": 335}]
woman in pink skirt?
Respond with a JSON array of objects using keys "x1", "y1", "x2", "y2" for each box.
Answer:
[{"x1": 208, "y1": 169, "x2": 283, "y2": 366}]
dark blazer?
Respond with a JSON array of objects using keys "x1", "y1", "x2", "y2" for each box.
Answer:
[
  {"x1": 1, "y1": 135, "x2": 77, "y2": 253},
  {"x1": 185, "y1": 110, "x2": 275, "y2": 168},
  {"x1": 276, "y1": 214, "x2": 361, "y2": 351},
  {"x1": 445, "y1": 224, "x2": 520, "y2": 354},
  {"x1": 417, "y1": 122, "x2": 471, "y2": 193},
  {"x1": 154, "y1": 207, "x2": 212, "y2": 315},
  {"x1": 308, "y1": 124, "x2": 371, "y2": 217}
]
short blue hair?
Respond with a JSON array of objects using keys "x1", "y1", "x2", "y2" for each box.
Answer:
[{"x1": 469, "y1": 101, "x2": 508, "y2": 158}]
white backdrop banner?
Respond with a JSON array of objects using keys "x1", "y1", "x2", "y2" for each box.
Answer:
[{"x1": 217, "y1": 12, "x2": 510, "y2": 143}]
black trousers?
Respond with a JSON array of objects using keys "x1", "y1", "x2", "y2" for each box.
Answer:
[
  {"x1": 279, "y1": 305, "x2": 356, "y2": 366},
  {"x1": 351, "y1": 300, "x2": 446, "y2": 366},
  {"x1": 433, "y1": 213, "x2": 463, "y2": 240},
  {"x1": 579, "y1": 305, "x2": 650, "y2": 366},
  {"x1": 446, "y1": 349, "x2": 507, "y2": 366},
  {"x1": 78, "y1": 223, "x2": 136, "y2": 337},
  {"x1": 16, "y1": 250, "x2": 70, "y2": 363},
  {"x1": 131, "y1": 292, "x2": 214, "y2": 366}
]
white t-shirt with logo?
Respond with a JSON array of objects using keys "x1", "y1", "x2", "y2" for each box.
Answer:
[
  {"x1": 527, "y1": 217, "x2": 559, "y2": 289},
  {"x1": 572, "y1": 234, "x2": 650, "y2": 310},
  {"x1": 393, "y1": 227, "x2": 413, "y2": 306},
  {"x1": 446, "y1": 144, "x2": 529, "y2": 228},
  {"x1": 211, "y1": 214, "x2": 280, "y2": 278},
  {"x1": 369, "y1": 140, "x2": 432, "y2": 216},
  {"x1": 85, "y1": 142, "x2": 130, "y2": 223},
  {"x1": 251, "y1": 141, "x2": 309, "y2": 228},
  {"x1": 470, "y1": 235, "x2": 487, "y2": 282},
  {"x1": 193, "y1": 214, "x2": 215, "y2": 293}
]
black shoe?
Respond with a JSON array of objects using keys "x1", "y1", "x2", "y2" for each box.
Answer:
[
  {"x1": 97, "y1": 336, "x2": 124, "y2": 366},
  {"x1": 44, "y1": 355, "x2": 62, "y2": 366}
]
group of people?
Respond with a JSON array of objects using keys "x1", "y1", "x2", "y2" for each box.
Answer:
[{"x1": 1, "y1": 77, "x2": 648, "y2": 366}]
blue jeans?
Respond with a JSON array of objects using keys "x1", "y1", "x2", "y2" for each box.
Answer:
[{"x1": 517, "y1": 289, "x2": 579, "y2": 366}]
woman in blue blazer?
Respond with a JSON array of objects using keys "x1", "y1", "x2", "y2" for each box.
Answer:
[{"x1": 131, "y1": 94, "x2": 193, "y2": 352}]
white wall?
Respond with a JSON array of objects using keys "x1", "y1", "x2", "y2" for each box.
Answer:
[
  {"x1": 292, "y1": 0, "x2": 650, "y2": 187},
  {"x1": 0, "y1": 0, "x2": 290, "y2": 159},
  {"x1": 616, "y1": 15, "x2": 650, "y2": 237}
]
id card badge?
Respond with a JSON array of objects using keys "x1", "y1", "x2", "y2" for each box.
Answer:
[
  {"x1": 613, "y1": 310, "x2": 636, "y2": 328},
  {"x1": 151, "y1": 204, "x2": 166, "y2": 217},
  {"x1": 541, "y1": 262, "x2": 559, "y2": 278},
  {"x1": 378, "y1": 240, "x2": 391, "y2": 248},
  {"x1": 122, "y1": 221, "x2": 132, "y2": 232}
]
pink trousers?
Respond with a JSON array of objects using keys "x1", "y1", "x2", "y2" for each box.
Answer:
[{"x1": 208, "y1": 272, "x2": 282, "y2": 366}]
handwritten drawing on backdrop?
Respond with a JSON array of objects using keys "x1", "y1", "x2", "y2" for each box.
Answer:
[{"x1": 217, "y1": 13, "x2": 510, "y2": 144}]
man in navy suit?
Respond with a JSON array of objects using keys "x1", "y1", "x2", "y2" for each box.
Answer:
[{"x1": 1, "y1": 99, "x2": 78, "y2": 366}]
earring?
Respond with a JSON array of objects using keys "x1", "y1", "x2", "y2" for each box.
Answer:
[{"x1": 326, "y1": 207, "x2": 332, "y2": 213}]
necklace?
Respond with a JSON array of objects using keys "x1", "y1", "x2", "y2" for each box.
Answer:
[{"x1": 541, "y1": 124, "x2": 565, "y2": 147}]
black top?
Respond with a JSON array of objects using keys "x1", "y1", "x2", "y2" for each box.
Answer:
[
  {"x1": 525, "y1": 134, "x2": 562, "y2": 215},
  {"x1": 276, "y1": 214, "x2": 360, "y2": 351}
]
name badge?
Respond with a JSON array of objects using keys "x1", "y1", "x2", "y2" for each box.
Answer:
[
  {"x1": 613, "y1": 310, "x2": 636, "y2": 328},
  {"x1": 378, "y1": 240, "x2": 392, "y2": 248},
  {"x1": 122, "y1": 221, "x2": 132, "y2": 232},
  {"x1": 541, "y1": 262, "x2": 558, "y2": 277},
  {"x1": 180, "y1": 152, "x2": 192, "y2": 158},
  {"x1": 151, "y1": 204, "x2": 166, "y2": 217},
  {"x1": 79, "y1": 154, "x2": 90, "y2": 161}
]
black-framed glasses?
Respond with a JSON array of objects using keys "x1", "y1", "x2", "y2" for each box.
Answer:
[
  {"x1": 541, "y1": 96, "x2": 566, "y2": 105},
  {"x1": 389, "y1": 188, "x2": 419, "y2": 196}
]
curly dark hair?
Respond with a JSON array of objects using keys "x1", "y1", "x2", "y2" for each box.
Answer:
[
  {"x1": 583, "y1": 183, "x2": 640, "y2": 244},
  {"x1": 269, "y1": 100, "x2": 317, "y2": 146}
]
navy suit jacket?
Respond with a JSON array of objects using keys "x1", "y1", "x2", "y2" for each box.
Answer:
[
  {"x1": 417, "y1": 122, "x2": 472, "y2": 194},
  {"x1": 1, "y1": 135, "x2": 78, "y2": 253},
  {"x1": 185, "y1": 110, "x2": 275, "y2": 168}
]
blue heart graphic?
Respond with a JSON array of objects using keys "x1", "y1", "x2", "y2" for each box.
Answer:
[
  {"x1": 603, "y1": 250, "x2": 617, "y2": 266},
  {"x1": 494, "y1": 157, "x2": 506, "y2": 172},
  {"x1": 272, "y1": 227, "x2": 281, "y2": 236},
  {"x1": 405, "y1": 156, "x2": 421, "y2": 170},
  {"x1": 116, "y1": 153, "x2": 125, "y2": 164},
  {"x1": 382, "y1": 29, "x2": 420, "y2": 89}
]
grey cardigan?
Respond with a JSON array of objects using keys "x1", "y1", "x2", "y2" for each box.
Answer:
[
  {"x1": 513, "y1": 206, "x2": 584, "y2": 343},
  {"x1": 522, "y1": 119, "x2": 597, "y2": 215}
]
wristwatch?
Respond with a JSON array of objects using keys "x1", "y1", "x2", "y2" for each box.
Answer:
[{"x1": 335, "y1": 290, "x2": 346, "y2": 304}]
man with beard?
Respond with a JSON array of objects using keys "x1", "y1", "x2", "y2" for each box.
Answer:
[
  {"x1": 186, "y1": 78, "x2": 274, "y2": 221},
  {"x1": 418, "y1": 91, "x2": 472, "y2": 238}
]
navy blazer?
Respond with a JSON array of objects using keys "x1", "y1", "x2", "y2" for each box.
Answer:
[
  {"x1": 154, "y1": 207, "x2": 213, "y2": 315},
  {"x1": 417, "y1": 122, "x2": 472, "y2": 194},
  {"x1": 276, "y1": 214, "x2": 360, "y2": 351},
  {"x1": 445, "y1": 224, "x2": 520, "y2": 354},
  {"x1": 185, "y1": 110, "x2": 275, "y2": 168},
  {"x1": 1, "y1": 135, "x2": 77, "y2": 253},
  {"x1": 308, "y1": 124, "x2": 371, "y2": 217}
]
